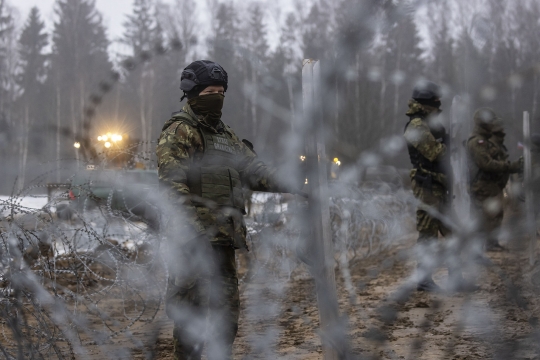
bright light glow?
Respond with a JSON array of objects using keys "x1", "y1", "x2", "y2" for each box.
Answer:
[
  {"x1": 333, "y1": 157, "x2": 339, "y2": 163},
  {"x1": 99, "y1": 133, "x2": 124, "y2": 142},
  {"x1": 337, "y1": 161, "x2": 341, "y2": 166},
  {"x1": 300, "y1": 155, "x2": 306, "y2": 161},
  {"x1": 99, "y1": 133, "x2": 123, "y2": 143},
  {"x1": 305, "y1": 178, "x2": 308, "y2": 185},
  {"x1": 104, "y1": 142, "x2": 111, "y2": 148},
  {"x1": 74, "y1": 142, "x2": 81, "y2": 149}
]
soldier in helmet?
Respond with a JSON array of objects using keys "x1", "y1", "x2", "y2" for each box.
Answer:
[
  {"x1": 156, "y1": 60, "x2": 301, "y2": 360},
  {"x1": 467, "y1": 108, "x2": 522, "y2": 252},
  {"x1": 404, "y1": 80, "x2": 464, "y2": 292}
]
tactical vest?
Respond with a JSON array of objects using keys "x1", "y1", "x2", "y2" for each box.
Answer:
[
  {"x1": 172, "y1": 111, "x2": 246, "y2": 213},
  {"x1": 404, "y1": 118, "x2": 447, "y2": 175}
]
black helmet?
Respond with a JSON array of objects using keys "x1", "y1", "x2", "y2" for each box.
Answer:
[
  {"x1": 180, "y1": 60, "x2": 228, "y2": 93},
  {"x1": 473, "y1": 107, "x2": 503, "y2": 132},
  {"x1": 412, "y1": 80, "x2": 442, "y2": 100}
]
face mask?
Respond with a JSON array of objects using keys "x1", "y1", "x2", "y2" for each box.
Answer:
[{"x1": 188, "y1": 93, "x2": 225, "y2": 126}]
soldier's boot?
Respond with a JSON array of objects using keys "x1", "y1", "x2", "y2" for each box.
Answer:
[
  {"x1": 173, "y1": 325, "x2": 203, "y2": 360},
  {"x1": 417, "y1": 280, "x2": 440, "y2": 292},
  {"x1": 416, "y1": 231, "x2": 441, "y2": 292},
  {"x1": 416, "y1": 265, "x2": 440, "y2": 292},
  {"x1": 417, "y1": 277, "x2": 441, "y2": 292}
]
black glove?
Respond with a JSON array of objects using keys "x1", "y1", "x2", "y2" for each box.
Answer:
[{"x1": 509, "y1": 157, "x2": 523, "y2": 173}]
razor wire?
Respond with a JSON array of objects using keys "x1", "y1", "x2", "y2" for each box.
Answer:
[
  {"x1": 0, "y1": 172, "x2": 166, "y2": 358},
  {"x1": 0, "y1": 157, "x2": 415, "y2": 359},
  {"x1": 4, "y1": 2, "x2": 540, "y2": 358}
]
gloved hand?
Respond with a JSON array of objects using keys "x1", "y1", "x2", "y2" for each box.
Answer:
[{"x1": 509, "y1": 156, "x2": 523, "y2": 173}]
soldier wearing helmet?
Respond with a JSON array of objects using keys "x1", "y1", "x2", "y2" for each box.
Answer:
[
  {"x1": 156, "y1": 60, "x2": 301, "y2": 360},
  {"x1": 404, "y1": 80, "x2": 465, "y2": 292},
  {"x1": 467, "y1": 108, "x2": 522, "y2": 252}
]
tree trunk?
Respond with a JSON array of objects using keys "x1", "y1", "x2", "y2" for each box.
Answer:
[
  {"x1": 56, "y1": 84, "x2": 62, "y2": 183},
  {"x1": 148, "y1": 67, "x2": 156, "y2": 165},
  {"x1": 334, "y1": 70, "x2": 339, "y2": 137},
  {"x1": 355, "y1": 53, "x2": 361, "y2": 135},
  {"x1": 251, "y1": 65, "x2": 258, "y2": 139},
  {"x1": 243, "y1": 63, "x2": 249, "y2": 134},
  {"x1": 532, "y1": 74, "x2": 538, "y2": 123},
  {"x1": 140, "y1": 70, "x2": 148, "y2": 158},
  {"x1": 287, "y1": 76, "x2": 296, "y2": 132},
  {"x1": 71, "y1": 87, "x2": 78, "y2": 161},
  {"x1": 18, "y1": 103, "x2": 30, "y2": 191},
  {"x1": 393, "y1": 47, "x2": 402, "y2": 131},
  {"x1": 379, "y1": 53, "x2": 387, "y2": 131}
]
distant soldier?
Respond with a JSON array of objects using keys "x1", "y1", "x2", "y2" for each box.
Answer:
[
  {"x1": 467, "y1": 108, "x2": 522, "y2": 251},
  {"x1": 156, "y1": 60, "x2": 302, "y2": 360},
  {"x1": 404, "y1": 81, "x2": 461, "y2": 292}
]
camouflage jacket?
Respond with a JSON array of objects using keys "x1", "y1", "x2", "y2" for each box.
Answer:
[
  {"x1": 467, "y1": 125, "x2": 515, "y2": 198},
  {"x1": 156, "y1": 104, "x2": 288, "y2": 248},
  {"x1": 404, "y1": 99, "x2": 448, "y2": 189}
]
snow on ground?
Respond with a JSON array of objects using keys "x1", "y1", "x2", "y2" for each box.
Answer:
[{"x1": 0, "y1": 195, "x2": 49, "y2": 217}]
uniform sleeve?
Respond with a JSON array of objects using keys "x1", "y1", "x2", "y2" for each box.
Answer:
[
  {"x1": 156, "y1": 122, "x2": 206, "y2": 233},
  {"x1": 404, "y1": 118, "x2": 446, "y2": 162},
  {"x1": 467, "y1": 138, "x2": 511, "y2": 173},
  {"x1": 239, "y1": 144, "x2": 289, "y2": 192},
  {"x1": 226, "y1": 129, "x2": 294, "y2": 193}
]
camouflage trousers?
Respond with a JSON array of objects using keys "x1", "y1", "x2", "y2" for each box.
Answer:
[
  {"x1": 412, "y1": 180, "x2": 458, "y2": 280},
  {"x1": 166, "y1": 244, "x2": 240, "y2": 360},
  {"x1": 470, "y1": 192, "x2": 504, "y2": 247},
  {"x1": 412, "y1": 180, "x2": 451, "y2": 242}
]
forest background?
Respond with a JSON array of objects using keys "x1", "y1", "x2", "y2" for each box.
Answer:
[{"x1": 1, "y1": 0, "x2": 539, "y2": 193}]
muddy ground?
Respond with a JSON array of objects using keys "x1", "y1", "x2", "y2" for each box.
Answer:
[{"x1": 75, "y1": 231, "x2": 540, "y2": 360}]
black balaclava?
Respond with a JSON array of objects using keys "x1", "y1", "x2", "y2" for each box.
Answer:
[{"x1": 188, "y1": 93, "x2": 225, "y2": 127}]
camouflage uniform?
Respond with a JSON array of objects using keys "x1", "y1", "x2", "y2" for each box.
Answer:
[
  {"x1": 467, "y1": 108, "x2": 522, "y2": 249},
  {"x1": 157, "y1": 103, "x2": 290, "y2": 360},
  {"x1": 404, "y1": 99, "x2": 450, "y2": 242},
  {"x1": 404, "y1": 93, "x2": 461, "y2": 291}
]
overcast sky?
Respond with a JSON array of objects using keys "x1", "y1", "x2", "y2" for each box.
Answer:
[
  {"x1": 16, "y1": 0, "x2": 133, "y2": 40},
  {"x1": 14, "y1": 0, "x2": 295, "y2": 58}
]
